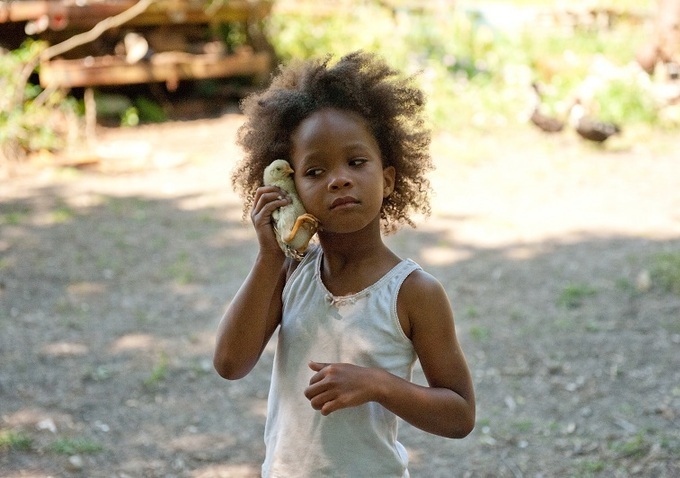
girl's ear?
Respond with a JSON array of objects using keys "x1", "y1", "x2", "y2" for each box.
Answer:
[{"x1": 382, "y1": 166, "x2": 396, "y2": 198}]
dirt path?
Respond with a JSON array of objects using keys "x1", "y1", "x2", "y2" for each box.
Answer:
[{"x1": 1, "y1": 114, "x2": 679, "y2": 477}]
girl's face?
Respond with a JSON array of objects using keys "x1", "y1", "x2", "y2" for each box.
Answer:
[{"x1": 290, "y1": 108, "x2": 395, "y2": 235}]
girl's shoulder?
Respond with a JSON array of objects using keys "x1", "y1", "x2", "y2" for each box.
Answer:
[
  {"x1": 401, "y1": 267, "x2": 444, "y2": 295},
  {"x1": 396, "y1": 267, "x2": 451, "y2": 338},
  {"x1": 399, "y1": 267, "x2": 451, "y2": 319}
]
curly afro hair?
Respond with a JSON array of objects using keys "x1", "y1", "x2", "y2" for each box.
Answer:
[{"x1": 232, "y1": 50, "x2": 433, "y2": 232}]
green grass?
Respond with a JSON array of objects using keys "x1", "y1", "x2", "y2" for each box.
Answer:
[
  {"x1": 1, "y1": 211, "x2": 29, "y2": 225},
  {"x1": 469, "y1": 325, "x2": 491, "y2": 342},
  {"x1": 104, "y1": 197, "x2": 148, "y2": 220},
  {"x1": 0, "y1": 203, "x2": 31, "y2": 225},
  {"x1": 166, "y1": 251, "x2": 195, "y2": 285},
  {"x1": 651, "y1": 251, "x2": 680, "y2": 295},
  {"x1": 50, "y1": 206, "x2": 76, "y2": 224},
  {"x1": 557, "y1": 283, "x2": 597, "y2": 309},
  {"x1": 144, "y1": 352, "x2": 169, "y2": 389},
  {"x1": 49, "y1": 437, "x2": 103, "y2": 455},
  {"x1": 577, "y1": 459, "x2": 607, "y2": 474},
  {"x1": 464, "y1": 305, "x2": 480, "y2": 319},
  {"x1": 511, "y1": 419, "x2": 534, "y2": 433},
  {"x1": 0, "y1": 430, "x2": 33, "y2": 451},
  {"x1": 611, "y1": 432, "x2": 650, "y2": 459}
]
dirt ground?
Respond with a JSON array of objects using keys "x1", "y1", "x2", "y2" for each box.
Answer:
[{"x1": 1, "y1": 111, "x2": 679, "y2": 477}]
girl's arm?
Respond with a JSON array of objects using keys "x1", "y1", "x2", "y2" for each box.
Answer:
[
  {"x1": 305, "y1": 270, "x2": 475, "y2": 438},
  {"x1": 213, "y1": 186, "x2": 292, "y2": 380},
  {"x1": 213, "y1": 253, "x2": 286, "y2": 380}
]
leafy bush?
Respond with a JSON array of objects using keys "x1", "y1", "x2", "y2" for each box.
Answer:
[
  {"x1": 0, "y1": 40, "x2": 81, "y2": 162},
  {"x1": 267, "y1": 4, "x2": 504, "y2": 131},
  {"x1": 266, "y1": 1, "x2": 670, "y2": 132}
]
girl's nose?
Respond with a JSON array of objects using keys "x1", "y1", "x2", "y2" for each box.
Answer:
[{"x1": 328, "y1": 173, "x2": 352, "y2": 190}]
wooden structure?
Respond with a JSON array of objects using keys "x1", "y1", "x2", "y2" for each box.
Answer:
[
  {"x1": 39, "y1": 48, "x2": 272, "y2": 88},
  {"x1": 0, "y1": 0, "x2": 275, "y2": 89}
]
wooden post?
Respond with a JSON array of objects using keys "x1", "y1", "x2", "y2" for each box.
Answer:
[{"x1": 84, "y1": 87, "x2": 96, "y2": 145}]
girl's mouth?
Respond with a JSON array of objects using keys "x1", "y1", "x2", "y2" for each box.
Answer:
[{"x1": 330, "y1": 197, "x2": 359, "y2": 209}]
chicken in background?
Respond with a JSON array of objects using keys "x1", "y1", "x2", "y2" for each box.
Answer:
[
  {"x1": 529, "y1": 82, "x2": 566, "y2": 133},
  {"x1": 568, "y1": 98, "x2": 621, "y2": 143}
]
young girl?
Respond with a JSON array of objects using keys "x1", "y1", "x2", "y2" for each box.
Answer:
[{"x1": 214, "y1": 51, "x2": 475, "y2": 477}]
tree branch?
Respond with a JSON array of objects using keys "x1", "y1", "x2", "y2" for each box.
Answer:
[
  {"x1": 13, "y1": 0, "x2": 155, "y2": 112},
  {"x1": 41, "y1": 0, "x2": 155, "y2": 61}
]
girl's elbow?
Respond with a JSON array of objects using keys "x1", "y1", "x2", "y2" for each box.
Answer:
[
  {"x1": 446, "y1": 407, "x2": 475, "y2": 439},
  {"x1": 452, "y1": 417, "x2": 475, "y2": 439},
  {"x1": 452, "y1": 391, "x2": 476, "y2": 438},
  {"x1": 443, "y1": 423, "x2": 474, "y2": 440},
  {"x1": 213, "y1": 354, "x2": 249, "y2": 380}
]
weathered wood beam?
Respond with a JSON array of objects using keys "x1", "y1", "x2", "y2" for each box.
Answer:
[{"x1": 39, "y1": 50, "x2": 272, "y2": 88}]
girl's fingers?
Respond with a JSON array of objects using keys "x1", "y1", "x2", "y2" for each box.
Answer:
[
  {"x1": 251, "y1": 190, "x2": 289, "y2": 228},
  {"x1": 308, "y1": 361, "x2": 328, "y2": 372},
  {"x1": 252, "y1": 189, "x2": 288, "y2": 218},
  {"x1": 307, "y1": 361, "x2": 330, "y2": 386},
  {"x1": 309, "y1": 394, "x2": 333, "y2": 415}
]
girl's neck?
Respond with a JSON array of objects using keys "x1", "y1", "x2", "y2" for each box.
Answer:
[
  {"x1": 316, "y1": 220, "x2": 401, "y2": 296},
  {"x1": 317, "y1": 218, "x2": 386, "y2": 264}
]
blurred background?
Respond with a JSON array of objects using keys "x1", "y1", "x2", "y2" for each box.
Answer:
[{"x1": 2, "y1": 0, "x2": 679, "y2": 156}]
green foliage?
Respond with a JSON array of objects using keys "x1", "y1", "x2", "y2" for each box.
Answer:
[
  {"x1": 595, "y1": 77, "x2": 659, "y2": 124},
  {"x1": 95, "y1": 93, "x2": 166, "y2": 127},
  {"x1": 134, "y1": 96, "x2": 167, "y2": 123},
  {"x1": 266, "y1": 1, "x2": 670, "y2": 133},
  {"x1": 121, "y1": 107, "x2": 140, "y2": 127},
  {"x1": 267, "y1": 4, "x2": 503, "y2": 131},
  {"x1": 216, "y1": 22, "x2": 248, "y2": 50},
  {"x1": 1, "y1": 40, "x2": 80, "y2": 161},
  {"x1": 1, "y1": 1, "x2": 671, "y2": 162},
  {"x1": 269, "y1": 5, "x2": 390, "y2": 62}
]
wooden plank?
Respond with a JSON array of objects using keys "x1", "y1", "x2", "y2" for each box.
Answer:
[
  {"x1": 1, "y1": 0, "x2": 273, "y2": 26},
  {"x1": 39, "y1": 50, "x2": 272, "y2": 88},
  {"x1": 0, "y1": 1, "x2": 48, "y2": 23},
  {"x1": 63, "y1": 0, "x2": 273, "y2": 28}
]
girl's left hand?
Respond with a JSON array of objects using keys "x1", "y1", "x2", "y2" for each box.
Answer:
[{"x1": 304, "y1": 361, "x2": 379, "y2": 415}]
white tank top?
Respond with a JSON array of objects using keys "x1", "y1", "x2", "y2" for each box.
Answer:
[{"x1": 262, "y1": 245, "x2": 421, "y2": 477}]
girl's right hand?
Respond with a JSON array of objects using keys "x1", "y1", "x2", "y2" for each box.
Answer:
[{"x1": 250, "y1": 185, "x2": 291, "y2": 256}]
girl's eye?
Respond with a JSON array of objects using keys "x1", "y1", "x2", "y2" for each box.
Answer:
[
  {"x1": 349, "y1": 158, "x2": 368, "y2": 167},
  {"x1": 304, "y1": 168, "x2": 323, "y2": 177}
]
